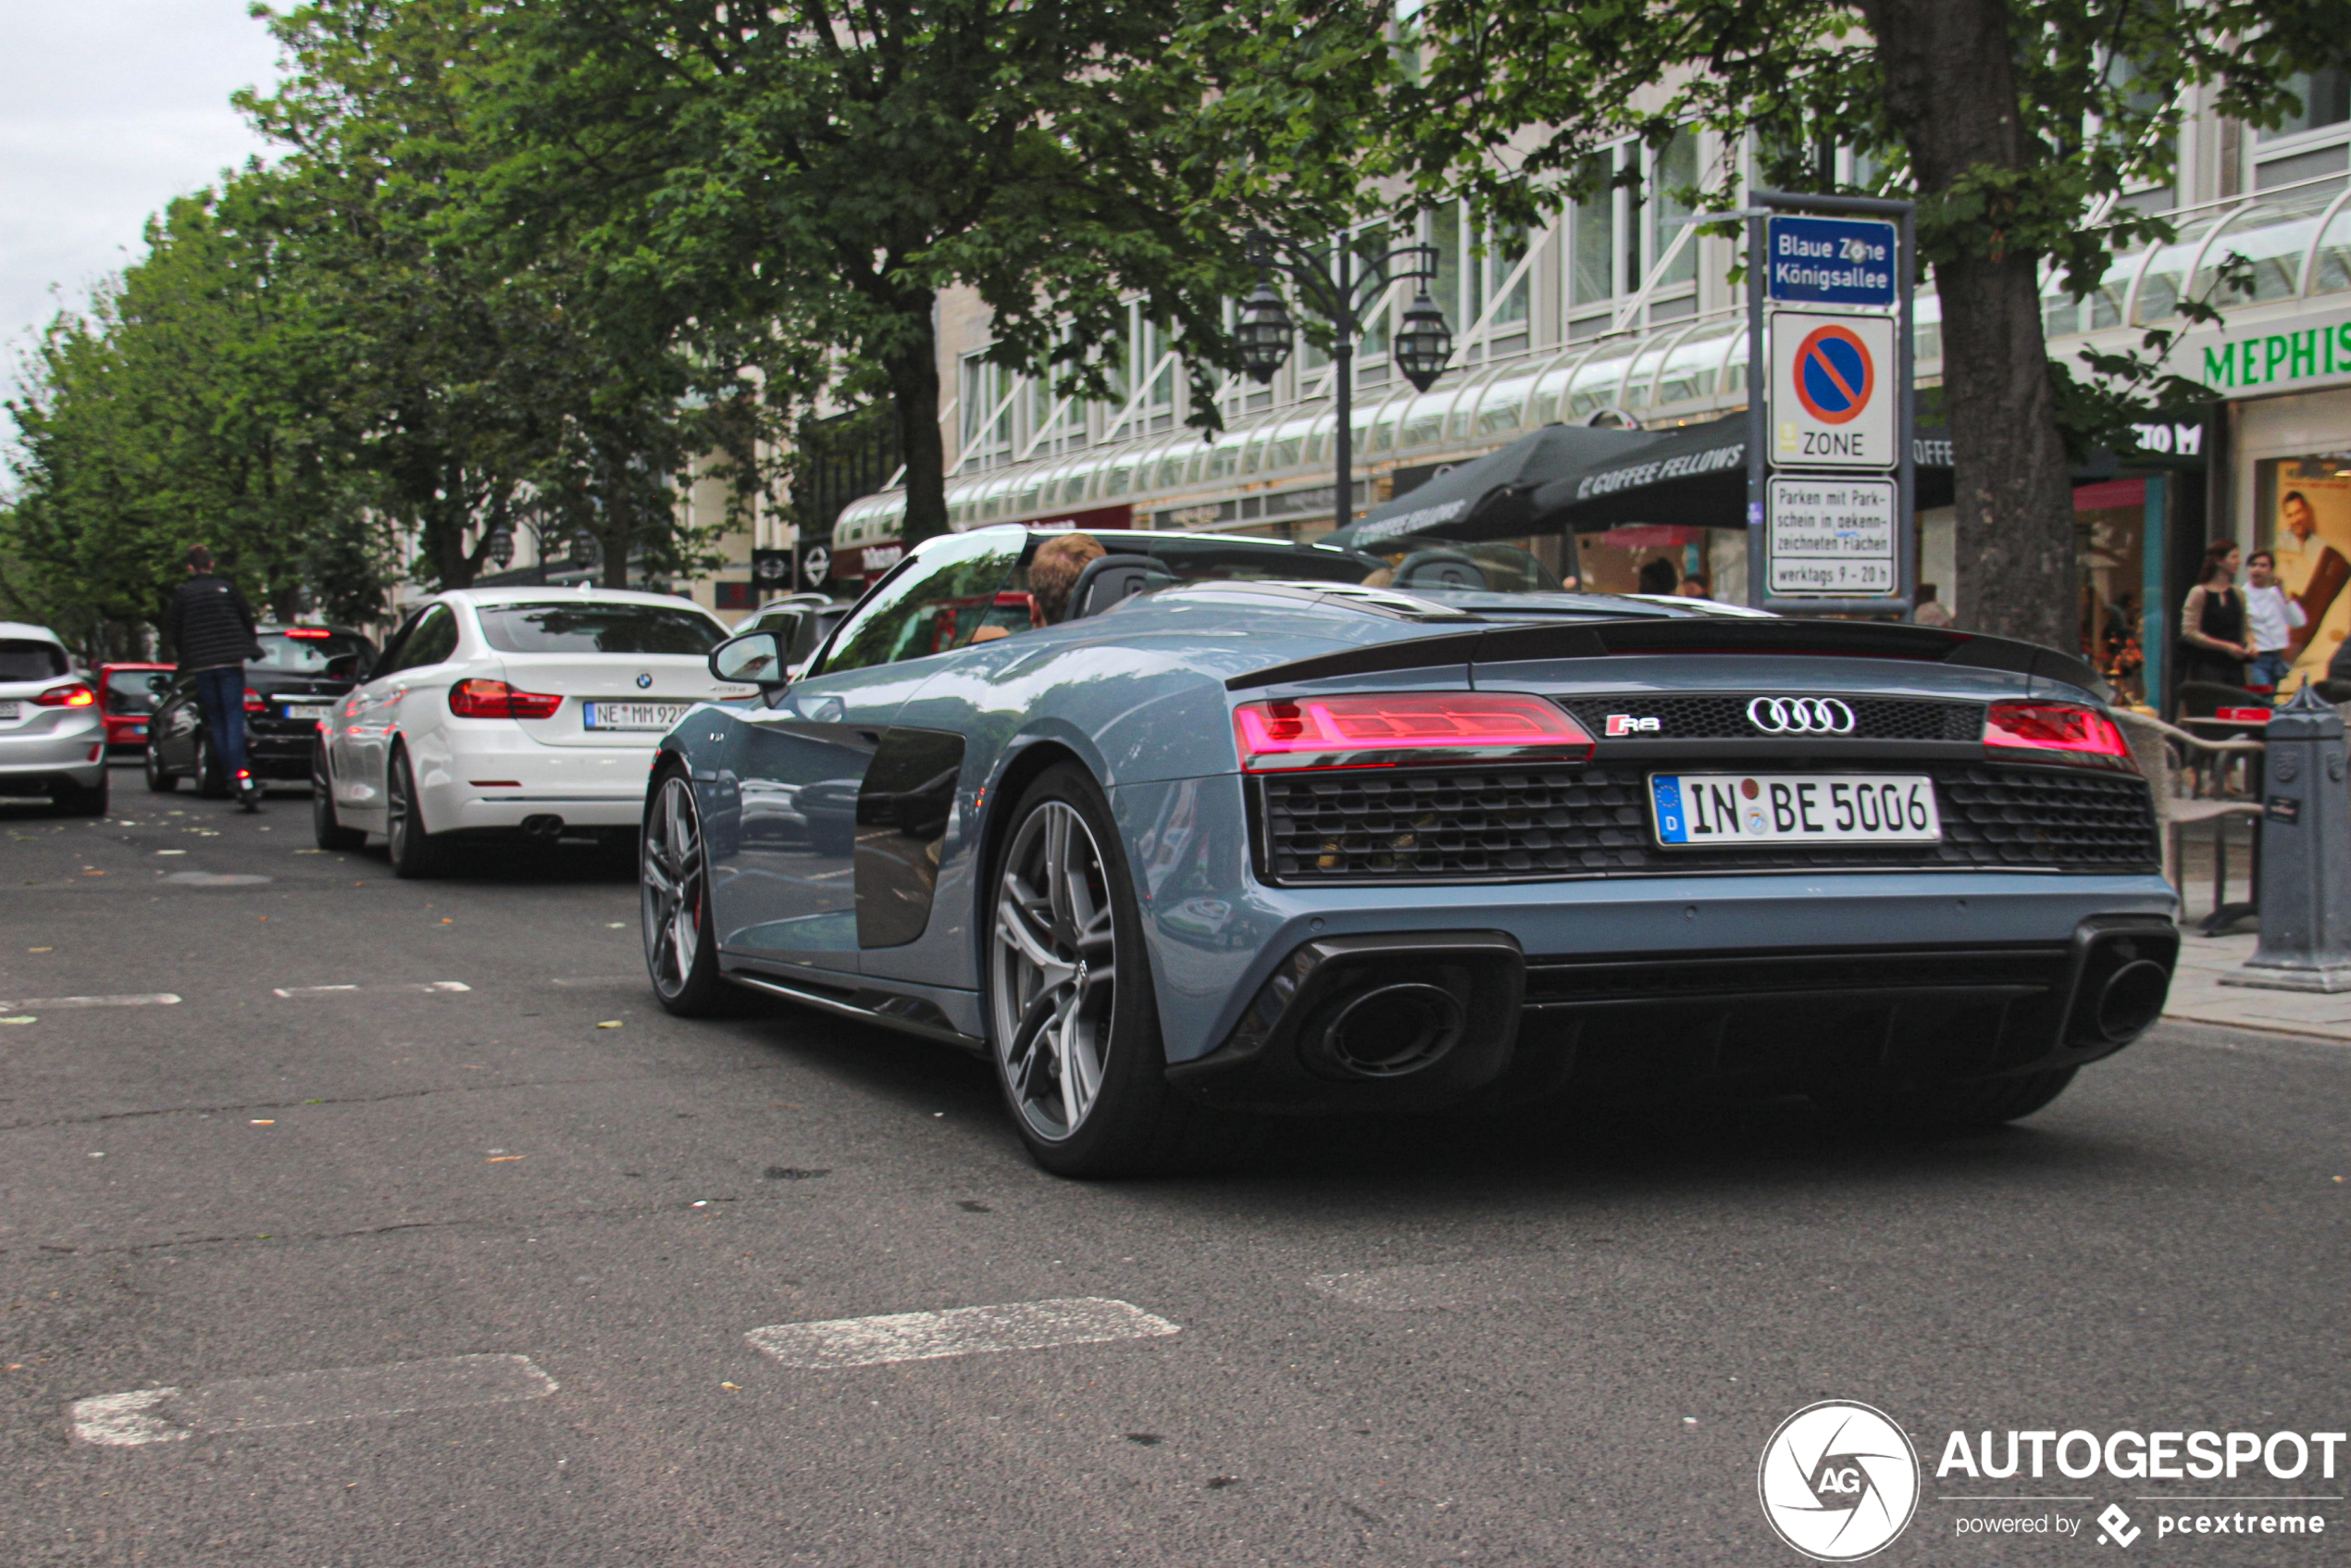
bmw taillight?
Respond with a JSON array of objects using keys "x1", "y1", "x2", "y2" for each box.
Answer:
[
  {"x1": 1232, "y1": 692, "x2": 1594, "y2": 771},
  {"x1": 33, "y1": 683, "x2": 95, "y2": 708},
  {"x1": 448, "y1": 678, "x2": 564, "y2": 719},
  {"x1": 1983, "y1": 701, "x2": 2135, "y2": 770}
]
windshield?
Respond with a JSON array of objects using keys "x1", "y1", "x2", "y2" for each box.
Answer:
[
  {"x1": 106, "y1": 668, "x2": 172, "y2": 711},
  {"x1": 1068, "y1": 531, "x2": 1562, "y2": 593},
  {"x1": 249, "y1": 630, "x2": 372, "y2": 673},
  {"x1": 477, "y1": 602, "x2": 727, "y2": 655},
  {"x1": 0, "y1": 639, "x2": 68, "y2": 681}
]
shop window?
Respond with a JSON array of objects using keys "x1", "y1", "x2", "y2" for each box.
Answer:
[
  {"x1": 2074, "y1": 497, "x2": 2148, "y2": 704},
  {"x1": 2254, "y1": 455, "x2": 2351, "y2": 684}
]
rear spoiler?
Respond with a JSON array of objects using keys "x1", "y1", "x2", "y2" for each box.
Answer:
[{"x1": 1225, "y1": 617, "x2": 2106, "y2": 695}]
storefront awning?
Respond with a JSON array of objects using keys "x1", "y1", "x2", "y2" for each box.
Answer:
[
  {"x1": 1525, "y1": 416, "x2": 1959, "y2": 531},
  {"x1": 1331, "y1": 423, "x2": 1660, "y2": 548}
]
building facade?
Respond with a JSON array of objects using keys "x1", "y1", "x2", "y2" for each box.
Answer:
[{"x1": 815, "y1": 68, "x2": 2351, "y2": 711}]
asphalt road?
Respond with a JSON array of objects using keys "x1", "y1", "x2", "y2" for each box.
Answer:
[{"x1": 4, "y1": 765, "x2": 2347, "y2": 1566}]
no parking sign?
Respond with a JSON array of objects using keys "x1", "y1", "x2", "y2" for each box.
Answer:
[{"x1": 1770, "y1": 311, "x2": 1896, "y2": 471}]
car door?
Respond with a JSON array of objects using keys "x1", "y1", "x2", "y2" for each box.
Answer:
[
  {"x1": 715, "y1": 531, "x2": 1029, "y2": 974},
  {"x1": 152, "y1": 674, "x2": 203, "y2": 773},
  {"x1": 336, "y1": 604, "x2": 455, "y2": 823}
]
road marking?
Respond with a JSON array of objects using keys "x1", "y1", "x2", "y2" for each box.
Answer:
[
  {"x1": 745, "y1": 1298, "x2": 1180, "y2": 1370},
  {"x1": 163, "y1": 872, "x2": 272, "y2": 886},
  {"x1": 0, "y1": 994, "x2": 180, "y2": 1011},
  {"x1": 68, "y1": 1354, "x2": 556, "y2": 1447},
  {"x1": 272, "y1": 981, "x2": 471, "y2": 998},
  {"x1": 1309, "y1": 1257, "x2": 1553, "y2": 1312}
]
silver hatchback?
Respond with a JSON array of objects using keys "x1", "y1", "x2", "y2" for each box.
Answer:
[{"x1": 0, "y1": 623, "x2": 108, "y2": 815}]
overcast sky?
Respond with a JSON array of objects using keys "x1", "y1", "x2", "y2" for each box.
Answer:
[{"x1": 0, "y1": 1, "x2": 284, "y2": 358}]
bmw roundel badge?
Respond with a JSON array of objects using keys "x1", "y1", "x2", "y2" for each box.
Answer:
[{"x1": 636, "y1": 672, "x2": 653, "y2": 690}]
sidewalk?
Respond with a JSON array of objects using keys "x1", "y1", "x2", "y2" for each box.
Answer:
[{"x1": 2165, "y1": 930, "x2": 2351, "y2": 1042}]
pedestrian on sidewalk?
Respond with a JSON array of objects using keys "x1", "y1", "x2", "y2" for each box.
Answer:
[
  {"x1": 2244, "y1": 548, "x2": 2307, "y2": 696},
  {"x1": 163, "y1": 544, "x2": 265, "y2": 811},
  {"x1": 2179, "y1": 540, "x2": 2253, "y2": 690}
]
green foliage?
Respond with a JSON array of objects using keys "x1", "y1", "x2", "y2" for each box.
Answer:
[
  {"x1": 2, "y1": 187, "x2": 391, "y2": 653},
  {"x1": 475, "y1": 0, "x2": 1379, "y2": 543}
]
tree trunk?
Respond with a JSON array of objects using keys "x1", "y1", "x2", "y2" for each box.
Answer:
[
  {"x1": 1862, "y1": 0, "x2": 2078, "y2": 654},
  {"x1": 884, "y1": 292, "x2": 950, "y2": 549}
]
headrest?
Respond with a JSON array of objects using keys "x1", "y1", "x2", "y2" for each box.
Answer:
[{"x1": 1069, "y1": 554, "x2": 1176, "y2": 619}]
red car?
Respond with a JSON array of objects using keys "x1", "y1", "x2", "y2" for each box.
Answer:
[{"x1": 95, "y1": 662, "x2": 174, "y2": 753}]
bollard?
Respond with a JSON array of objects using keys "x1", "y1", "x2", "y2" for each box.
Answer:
[{"x1": 2221, "y1": 684, "x2": 2351, "y2": 992}]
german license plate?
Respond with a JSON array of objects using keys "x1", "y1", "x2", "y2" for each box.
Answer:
[
  {"x1": 584, "y1": 701, "x2": 690, "y2": 731},
  {"x1": 1649, "y1": 773, "x2": 1941, "y2": 846},
  {"x1": 283, "y1": 703, "x2": 332, "y2": 721},
  {"x1": 0, "y1": 702, "x2": 19, "y2": 721}
]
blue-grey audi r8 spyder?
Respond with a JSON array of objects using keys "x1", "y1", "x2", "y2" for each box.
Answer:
[{"x1": 641, "y1": 525, "x2": 2177, "y2": 1176}]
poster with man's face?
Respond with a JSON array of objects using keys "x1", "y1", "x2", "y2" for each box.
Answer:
[{"x1": 2267, "y1": 467, "x2": 2351, "y2": 679}]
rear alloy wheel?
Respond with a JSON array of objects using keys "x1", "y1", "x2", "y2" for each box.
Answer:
[
  {"x1": 195, "y1": 735, "x2": 230, "y2": 799},
  {"x1": 384, "y1": 747, "x2": 446, "y2": 878},
  {"x1": 641, "y1": 771, "x2": 740, "y2": 1015},
  {"x1": 988, "y1": 762, "x2": 1252, "y2": 1177},
  {"x1": 143, "y1": 742, "x2": 176, "y2": 792},
  {"x1": 311, "y1": 740, "x2": 364, "y2": 851}
]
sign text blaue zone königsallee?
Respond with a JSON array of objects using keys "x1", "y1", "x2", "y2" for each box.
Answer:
[{"x1": 1766, "y1": 216, "x2": 1898, "y2": 308}]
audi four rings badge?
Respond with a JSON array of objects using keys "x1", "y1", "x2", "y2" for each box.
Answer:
[{"x1": 1748, "y1": 697, "x2": 1856, "y2": 734}]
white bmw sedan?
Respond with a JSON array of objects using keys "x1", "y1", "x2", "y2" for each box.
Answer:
[{"x1": 314, "y1": 588, "x2": 752, "y2": 876}]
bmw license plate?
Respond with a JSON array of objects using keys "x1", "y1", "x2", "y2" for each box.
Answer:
[
  {"x1": 283, "y1": 703, "x2": 332, "y2": 721},
  {"x1": 1649, "y1": 773, "x2": 1941, "y2": 847},
  {"x1": 584, "y1": 701, "x2": 690, "y2": 731},
  {"x1": 0, "y1": 702, "x2": 19, "y2": 721}
]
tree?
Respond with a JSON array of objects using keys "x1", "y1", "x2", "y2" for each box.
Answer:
[
  {"x1": 477, "y1": 0, "x2": 1372, "y2": 548},
  {"x1": 3, "y1": 186, "x2": 389, "y2": 653},
  {"x1": 245, "y1": 0, "x2": 802, "y2": 592},
  {"x1": 1378, "y1": 0, "x2": 2351, "y2": 649}
]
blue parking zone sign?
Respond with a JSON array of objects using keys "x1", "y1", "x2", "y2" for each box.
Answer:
[{"x1": 1767, "y1": 216, "x2": 1897, "y2": 306}]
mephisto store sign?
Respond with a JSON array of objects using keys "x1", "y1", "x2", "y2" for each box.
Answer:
[{"x1": 2182, "y1": 307, "x2": 2351, "y2": 399}]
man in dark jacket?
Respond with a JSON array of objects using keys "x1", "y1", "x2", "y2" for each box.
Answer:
[{"x1": 164, "y1": 544, "x2": 264, "y2": 810}]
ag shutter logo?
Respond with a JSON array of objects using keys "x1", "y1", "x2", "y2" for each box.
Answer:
[{"x1": 1760, "y1": 1400, "x2": 1922, "y2": 1562}]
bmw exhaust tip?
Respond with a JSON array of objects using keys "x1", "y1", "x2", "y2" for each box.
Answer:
[{"x1": 1303, "y1": 981, "x2": 1467, "y2": 1080}]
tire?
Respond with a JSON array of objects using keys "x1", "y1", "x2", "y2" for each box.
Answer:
[
  {"x1": 986, "y1": 762, "x2": 1254, "y2": 1177},
  {"x1": 195, "y1": 735, "x2": 230, "y2": 799},
  {"x1": 641, "y1": 770, "x2": 742, "y2": 1016},
  {"x1": 50, "y1": 771, "x2": 108, "y2": 817},
  {"x1": 143, "y1": 743, "x2": 176, "y2": 792},
  {"x1": 384, "y1": 746, "x2": 446, "y2": 878},
  {"x1": 1814, "y1": 1067, "x2": 2078, "y2": 1131},
  {"x1": 311, "y1": 740, "x2": 364, "y2": 851}
]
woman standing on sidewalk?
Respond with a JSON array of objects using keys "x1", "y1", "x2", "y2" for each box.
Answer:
[{"x1": 2180, "y1": 540, "x2": 2253, "y2": 690}]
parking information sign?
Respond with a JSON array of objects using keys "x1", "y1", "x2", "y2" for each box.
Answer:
[
  {"x1": 1768, "y1": 476, "x2": 1897, "y2": 596},
  {"x1": 1770, "y1": 312, "x2": 1897, "y2": 471},
  {"x1": 1766, "y1": 216, "x2": 1897, "y2": 306}
]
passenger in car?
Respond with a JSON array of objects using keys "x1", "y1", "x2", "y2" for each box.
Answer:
[{"x1": 1028, "y1": 533, "x2": 1107, "y2": 622}]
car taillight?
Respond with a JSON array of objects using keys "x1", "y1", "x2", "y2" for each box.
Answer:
[
  {"x1": 1232, "y1": 692, "x2": 1594, "y2": 771},
  {"x1": 448, "y1": 678, "x2": 564, "y2": 719},
  {"x1": 243, "y1": 687, "x2": 267, "y2": 713},
  {"x1": 283, "y1": 627, "x2": 332, "y2": 638},
  {"x1": 1983, "y1": 700, "x2": 2134, "y2": 770},
  {"x1": 33, "y1": 683, "x2": 95, "y2": 707}
]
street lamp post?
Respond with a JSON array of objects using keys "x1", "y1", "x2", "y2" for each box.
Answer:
[{"x1": 1234, "y1": 225, "x2": 1454, "y2": 531}]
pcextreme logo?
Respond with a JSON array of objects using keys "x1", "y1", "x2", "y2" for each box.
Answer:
[{"x1": 1759, "y1": 1400, "x2": 1922, "y2": 1561}]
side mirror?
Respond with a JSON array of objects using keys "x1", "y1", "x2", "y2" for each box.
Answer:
[{"x1": 710, "y1": 629, "x2": 788, "y2": 690}]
